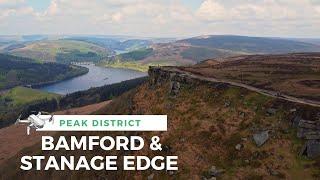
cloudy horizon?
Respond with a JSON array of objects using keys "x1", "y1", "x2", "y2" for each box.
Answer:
[{"x1": 0, "y1": 0, "x2": 319, "y2": 38}]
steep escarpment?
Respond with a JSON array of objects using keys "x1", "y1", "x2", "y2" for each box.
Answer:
[
  {"x1": 1, "y1": 67, "x2": 319, "y2": 179},
  {"x1": 102, "y1": 67, "x2": 320, "y2": 179}
]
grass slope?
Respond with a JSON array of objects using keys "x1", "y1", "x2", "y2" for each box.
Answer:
[
  {"x1": 1, "y1": 76, "x2": 319, "y2": 179},
  {"x1": 9, "y1": 40, "x2": 110, "y2": 63},
  {"x1": 178, "y1": 35, "x2": 320, "y2": 54},
  {"x1": 1, "y1": 86, "x2": 59, "y2": 106},
  {"x1": 0, "y1": 53, "x2": 88, "y2": 90},
  {"x1": 0, "y1": 87, "x2": 59, "y2": 127}
]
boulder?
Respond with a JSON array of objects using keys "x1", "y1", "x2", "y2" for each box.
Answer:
[
  {"x1": 297, "y1": 128, "x2": 311, "y2": 138},
  {"x1": 292, "y1": 116, "x2": 302, "y2": 128},
  {"x1": 290, "y1": 108, "x2": 297, "y2": 113},
  {"x1": 147, "y1": 173, "x2": 154, "y2": 180},
  {"x1": 298, "y1": 120, "x2": 318, "y2": 130},
  {"x1": 239, "y1": 112, "x2": 245, "y2": 118},
  {"x1": 224, "y1": 100, "x2": 231, "y2": 107},
  {"x1": 253, "y1": 131, "x2": 269, "y2": 147},
  {"x1": 266, "y1": 108, "x2": 277, "y2": 116},
  {"x1": 208, "y1": 166, "x2": 225, "y2": 177},
  {"x1": 170, "y1": 81, "x2": 180, "y2": 96},
  {"x1": 304, "y1": 131, "x2": 320, "y2": 140},
  {"x1": 235, "y1": 144, "x2": 243, "y2": 151},
  {"x1": 300, "y1": 140, "x2": 320, "y2": 158}
]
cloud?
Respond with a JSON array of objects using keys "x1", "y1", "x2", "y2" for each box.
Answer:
[
  {"x1": 0, "y1": 0, "x2": 319, "y2": 37},
  {"x1": 0, "y1": 0, "x2": 24, "y2": 5},
  {"x1": 196, "y1": 0, "x2": 319, "y2": 21}
]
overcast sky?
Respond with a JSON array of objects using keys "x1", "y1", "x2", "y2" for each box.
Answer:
[{"x1": 0, "y1": 0, "x2": 319, "y2": 38}]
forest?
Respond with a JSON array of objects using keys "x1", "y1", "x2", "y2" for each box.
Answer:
[
  {"x1": 0, "y1": 54, "x2": 88, "y2": 90},
  {"x1": 0, "y1": 77, "x2": 147, "y2": 128}
]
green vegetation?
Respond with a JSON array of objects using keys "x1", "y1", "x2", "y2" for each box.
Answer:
[
  {"x1": 8, "y1": 40, "x2": 110, "y2": 63},
  {"x1": 179, "y1": 35, "x2": 320, "y2": 54},
  {"x1": 181, "y1": 46, "x2": 240, "y2": 62},
  {"x1": 0, "y1": 53, "x2": 88, "y2": 90},
  {"x1": 99, "y1": 58, "x2": 170, "y2": 72},
  {"x1": 100, "y1": 61, "x2": 150, "y2": 72},
  {"x1": 0, "y1": 76, "x2": 147, "y2": 128},
  {"x1": 66, "y1": 37, "x2": 151, "y2": 52},
  {"x1": 1, "y1": 86, "x2": 59, "y2": 106},
  {"x1": 118, "y1": 48, "x2": 153, "y2": 61},
  {"x1": 0, "y1": 86, "x2": 59, "y2": 127}
]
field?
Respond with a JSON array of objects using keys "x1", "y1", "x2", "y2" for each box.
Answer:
[
  {"x1": 8, "y1": 40, "x2": 111, "y2": 63},
  {"x1": 181, "y1": 53, "x2": 320, "y2": 101},
  {"x1": 0, "y1": 87, "x2": 59, "y2": 127},
  {"x1": 0, "y1": 86, "x2": 59, "y2": 106}
]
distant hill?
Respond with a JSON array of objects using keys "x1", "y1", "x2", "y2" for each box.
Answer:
[
  {"x1": 290, "y1": 38, "x2": 320, "y2": 46},
  {"x1": 67, "y1": 37, "x2": 152, "y2": 52},
  {"x1": 177, "y1": 35, "x2": 320, "y2": 54},
  {"x1": 0, "y1": 54, "x2": 88, "y2": 90},
  {"x1": 7, "y1": 40, "x2": 111, "y2": 63},
  {"x1": 118, "y1": 48, "x2": 154, "y2": 61}
]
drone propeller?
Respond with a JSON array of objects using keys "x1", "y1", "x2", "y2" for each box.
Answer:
[
  {"x1": 49, "y1": 115, "x2": 54, "y2": 122},
  {"x1": 41, "y1": 111, "x2": 50, "y2": 115},
  {"x1": 15, "y1": 114, "x2": 22, "y2": 125}
]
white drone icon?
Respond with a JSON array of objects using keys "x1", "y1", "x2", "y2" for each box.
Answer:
[{"x1": 15, "y1": 111, "x2": 53, "y2": 135}]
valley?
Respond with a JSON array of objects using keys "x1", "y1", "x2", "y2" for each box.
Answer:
[
  {"x1": 0, "y1": 34, "x2": 319, "y2": 179},
  {"x1": 0, "y1": 54, "x2": 88, "y2": 90},
  {"x1": 1, "y1": 58, "x2": 319, "y2": 179},
  {"x1": 6, "y1": 39, "x2": 111, "y2": 63}
]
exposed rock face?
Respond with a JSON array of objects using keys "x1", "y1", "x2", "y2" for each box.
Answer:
[
  {"x1": 300, "y1": 140, "x2": 320, "y2": 158},
  {"x1": 170, "y1": 81, "x2": 180, "y2": 96},
  {"x1": 147, "y1": 173, "x2": 154, "y2": 180},
  {"x1": 149, "y1": 67, "x2": 320, "y2": 159},
  {"x1": 293, "y1": 114, "x2": 320, "y2": 158},
  {"x1": 253, "y1": 131, "x2": 269, "y2": 147},
  {"x1": 266, "y1": 108, "x2": 277, "y2": 116},
  {"x1": 208, "y1": 166, "x2": 225, "y2": 177}
]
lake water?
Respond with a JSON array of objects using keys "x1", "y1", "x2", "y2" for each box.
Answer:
[{"x1": 38, "y1": 65, "x2": 147, "y2": 95}]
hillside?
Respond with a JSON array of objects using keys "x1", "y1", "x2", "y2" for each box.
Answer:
[
  {"x1": 0, "y1": 54, "x2": 88, "y2": 90},
  {"x1": 7, "y1": 40, "x2": 111, "y2": 63},
  {"x1": 0, "y1": 76, "x2": 147, "y2": 129},
  {"x1": 100, "y1": 43, "x2": 242, "y2": 72},
  {"x1": 0, "y1": 60, "x2": 319, "y2": 179},
  {"x1": 0, "y1": 87, "x2": 59, "y2": 127},
  {"x1": 183, "y1": 53, "x2": 320, "y2": 101},
  {"x1": 178, "y1": 35, "x2": 320, "y2": 54},
  {"x1": 66, "y1": 37, "x2": 152, "y2": 52},
  {"x1": 0, "y1": 86, "x2": 59, "y2": 106},
  {"x1": 0, "y1": 100, "x2": 110, "y2": 165},
  {"x1": 101, "y1": 35, "x2": 320, "y2": 72}
]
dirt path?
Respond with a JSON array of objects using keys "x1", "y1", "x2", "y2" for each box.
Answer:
[
  {"x1": 0, "y1": 100, "x2": 111, "y2": 165},
  {"x1": 165, "y1": 67, "x2": 320, "y2": 107}
]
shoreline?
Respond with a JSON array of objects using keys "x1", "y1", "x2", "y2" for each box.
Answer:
[{"x1": 30, "y1": 65, "x2": 89, "y2": 88}]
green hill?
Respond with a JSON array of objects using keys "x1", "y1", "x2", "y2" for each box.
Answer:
[
  {"x1": 0, "y1": 54, "x2": 88, "y2": 90},
  {"x1": 178, "y1": 35, "x2": 320, "y2": 54},
  {"x1": 8, "y1": 40, "x2": 111, "y2": 63},
  {"x1": 1, "y1": 86, "x2": 59, "y2": 106},
  {"x1": 0, "y1": 86, "x2": 59, "y2": 127}
]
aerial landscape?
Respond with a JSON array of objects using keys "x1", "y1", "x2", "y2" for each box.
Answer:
[{"x1": 0, "y1": 0, "x2": 320, "y2": 179}]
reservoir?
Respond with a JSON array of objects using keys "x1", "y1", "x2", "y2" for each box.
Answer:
[{"x1": 38, "y1": 65, "x2": 146, "y2": 95}]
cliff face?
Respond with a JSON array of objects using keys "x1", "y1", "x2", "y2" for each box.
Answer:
[{"x1": 145, "y1": 66, "x2": 320, "y2": 179}]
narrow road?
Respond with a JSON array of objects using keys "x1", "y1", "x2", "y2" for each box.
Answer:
[{"x1": 163, "y1": 67, "x2": 320, "y2": 108}]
